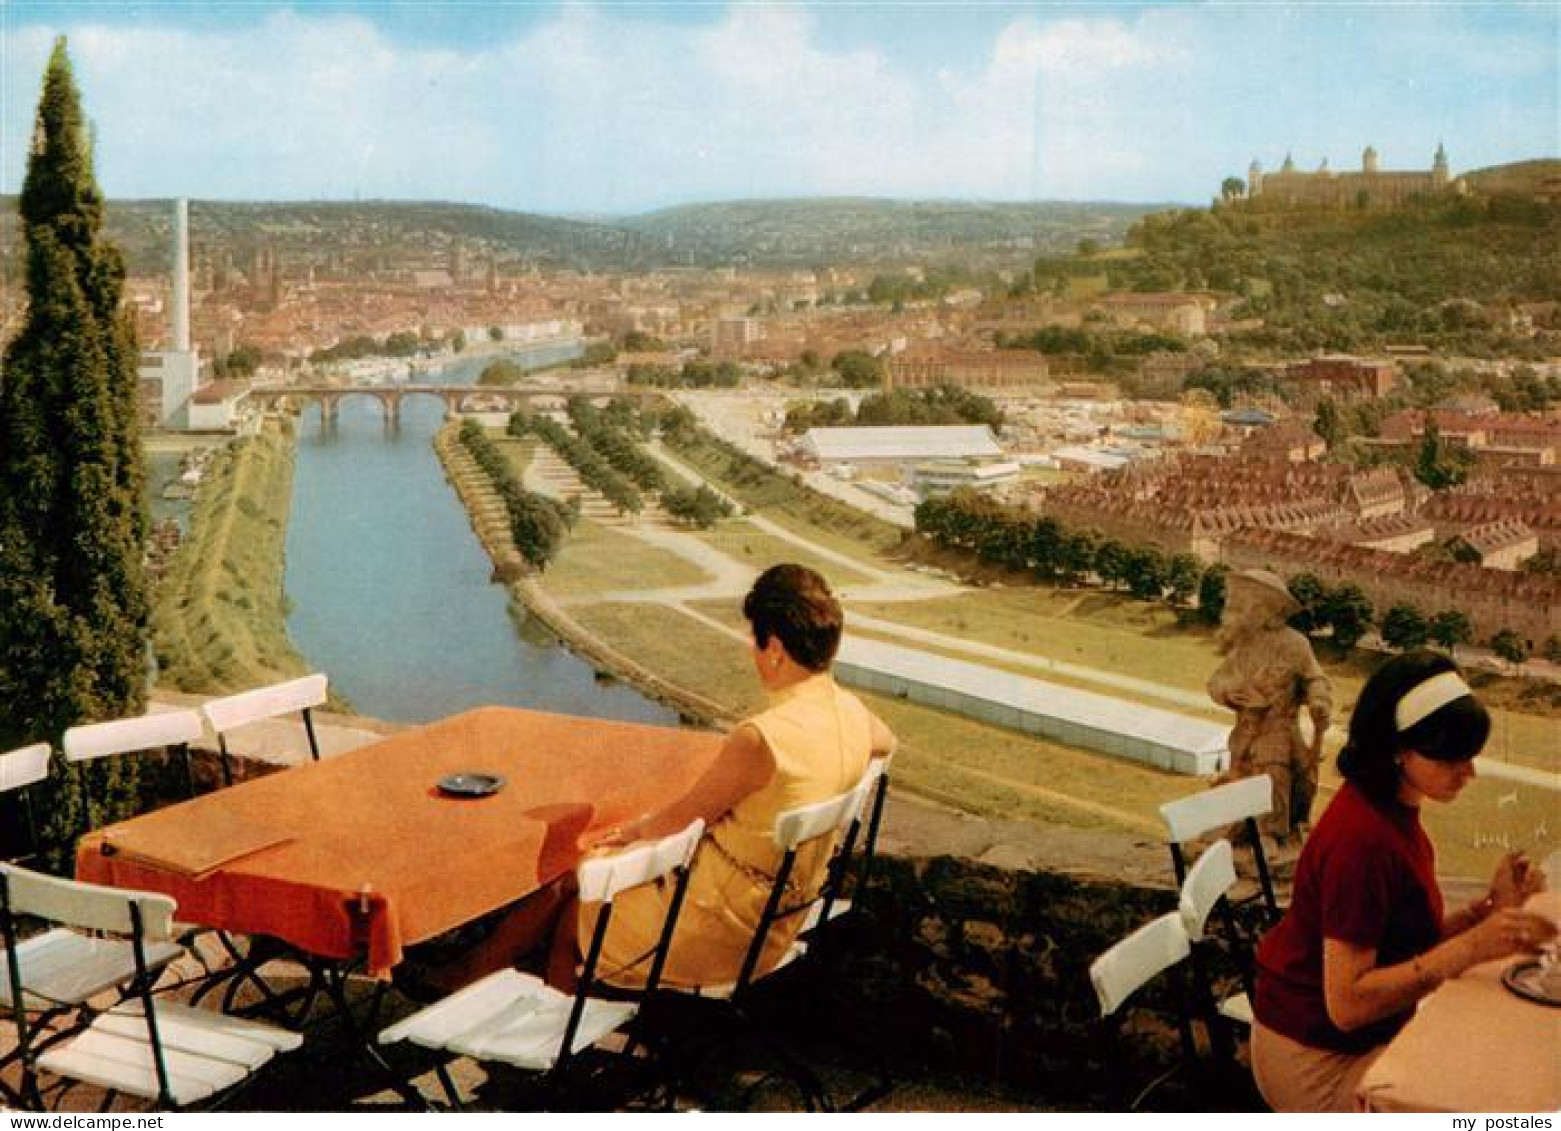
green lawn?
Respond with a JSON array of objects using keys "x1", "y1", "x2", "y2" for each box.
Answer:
[
  {"x1": 542, "y1": 519, "x2": 712, "y2": 597},
  {"x1": 693, "y1": 520, "x2": 875, "y2": 589}
]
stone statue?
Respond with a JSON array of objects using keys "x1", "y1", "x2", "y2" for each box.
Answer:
[{"x1": 1208, "y1": 568, "x2": 1333, "y2": 848}]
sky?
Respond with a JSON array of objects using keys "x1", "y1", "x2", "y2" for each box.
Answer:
[{"x1": 1, "y1": 2, "x2": 1556, "y2": 215}]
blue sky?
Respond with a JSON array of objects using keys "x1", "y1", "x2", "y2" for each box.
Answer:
[{"x1": 2, "y1": 2, "x2": 1556, "y2": 214}]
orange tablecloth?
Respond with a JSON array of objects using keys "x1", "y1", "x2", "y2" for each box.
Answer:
[
  {"x1": 78, "y1": 706, "x2": 723, "y2": 975},
  {"x1": 1359, "y1": 892, "x2": 1561, "y2": 1113}
]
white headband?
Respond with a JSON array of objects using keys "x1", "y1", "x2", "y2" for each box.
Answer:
[{"x1": 1395, "y1": 671, "x2": 1473, "y2": 732}]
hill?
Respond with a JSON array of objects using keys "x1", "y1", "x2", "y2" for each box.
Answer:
[
  {"x1": 1099, "y1": 184, "x2": 1559, "y2": 357},
  {"x1": 1, "y1": 196, "x2": 1164, "y2": 279},
  {"x1": 1461, "y1": 158, "x2": 1561, "y2": 196},
  {"x1": 617, "y1": 198, "x2": 1163, "y2": 266}
]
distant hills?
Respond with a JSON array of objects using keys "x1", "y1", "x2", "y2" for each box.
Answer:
[{"x1": 1, "y1": 196, "x2": 1166, "y2": 277}]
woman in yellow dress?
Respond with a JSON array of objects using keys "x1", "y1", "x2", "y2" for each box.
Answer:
[
  {"x1": 573, "y1": 562, "x2": 897, "y2": 989},
  {"x1": 424, "y1": 563, "x2": 895, "y2": 993}
]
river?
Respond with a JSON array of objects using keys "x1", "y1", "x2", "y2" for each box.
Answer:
[{"x1": 282, "y1": 347, "x2": 675, "y2": 726}]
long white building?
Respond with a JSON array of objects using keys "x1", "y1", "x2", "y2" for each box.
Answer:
[
  {"x1": 800, "y1": 425, "x2": 1002, "y2": 465},
  {"x1": 835, "y1": 636, "x2": 1229, "y2": 776}
]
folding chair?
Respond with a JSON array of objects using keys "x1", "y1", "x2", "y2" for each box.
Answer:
[
  {"x1": 657, "y1": 779, "x2": 874, "y2": 1111},
  {"x1": 201, "y1": 673, "x2": 330, "y2": 787},
  {"x1": 1159, "y1": 774, "x2": 1279, "y2": 927},
  {"x1": 1178, "y1": 839, "x2": 1254, "y2": 1061},
  {"x1": 802, "y1": 753, "x2": 892, "y2": 939},
  {"x1": 1088, "y1": 911, "x2": 1197, "y2": 1111},
  {"x1": 0, "y1": 863, "x2": 300, "y2": 1111},
  {"x1": 63, "y1": 710, "x2": 205, "y2": 802},
  {"x1": 378, "y1": 819, "x2": 705, "y2": 1109},
  {"x1": 0, "y1": 744, "x2": 51, "y2": 863}
]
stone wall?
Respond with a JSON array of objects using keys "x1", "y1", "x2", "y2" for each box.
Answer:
[{"x1": 805, "y1": 802, "x2": 1261, "y2": 1108}]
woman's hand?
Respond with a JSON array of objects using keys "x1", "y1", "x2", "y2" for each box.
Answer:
[
  {"x1": 1489, "y1": 851, "x2": 1546, "y2": 910},
  {"x1": 1461, "y1": 908, "x2": 1558, "y2": 966}
]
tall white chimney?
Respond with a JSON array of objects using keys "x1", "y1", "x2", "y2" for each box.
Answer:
[{"x1": 172, "y1": 197, "x2": 190, "y2": 353}]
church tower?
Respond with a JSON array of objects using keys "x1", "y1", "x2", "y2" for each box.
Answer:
[
  {"x1": 1363, "y1": 145, "x2": 1379, "y2": 175},
  {"x1": 1248, "y1": 159, "x2": 1263, "y2": 196},
  {"x1": 1433, "y1": 142, "x2": 1449, "y2": 187}
]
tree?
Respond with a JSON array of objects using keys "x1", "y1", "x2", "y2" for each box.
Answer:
[
  {"x1": 1221, "y1": 176, "x2": 1246, "y2": 201},
  {"x1": 1413, "y1": 416, "x2": 1471, "y2": 490},
  {"x1": 488, "y1": 325, "x2": 504, "y2": 342},
  {"x1": 1322, "y1": 584, "x2": 1374, "y2": 650},
  {"x1": 1313, "y1": 397, "x2": 1343, "y2": 450},
  {"x1": 1488, "y1": 629, "x2": 1530, "y2": 671},
  {"x1": 0, "y1": 38, "x2": 150, "y2": 847},
  {"x1": 1380, "y1": 603, "x2": 1430, "y2": 651},
  {"x1": 1165, "y1": 554, "x2": 1203, "y2": 607},
  {"x1": 1287, "y1": 573, "x2": 1328, "y2": 634},
  {"x1": 1428, "y1": 610, "x2": 1472, "y2": 653},
  {"x1": 1196, "y1": 563, "x2": 1229, "y2": 625},
  {"x1": 1542, "y1": 636, "x2": 1561, "y2": 666}
]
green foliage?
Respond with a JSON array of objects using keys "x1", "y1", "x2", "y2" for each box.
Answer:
[
  {"x1": 0, "y1": 38, "x2": 150, "y2": 852},
  {"x1": 508, "y1": 410, "x2": 643, "y2": 515},
  {"x1": 1413, "y1": 416, "x2": 1473, "y2": 490},
  {"x1": 1488, "y1": 628, "x2": 1531, "y2": 669},
  {"x1": 855, "y1": 385, "x2": 1004, "y2": 430},
  {"x1": 1196, "y1": 563, "x2": 1229, "y2": 624},
  {"x1": 478, "y1": 358, "x2": 525, "y2": 386},
  {"x1": 1380, "y1": 603, "x2": 1430, "y2": 651},
  {"x1": 626, "y1": 359, "x2": 741, "y2": 389},
  {"x1": 1117, "y1": 196, "x2": 1560, "y2": 357},
  {"x1": 661, "y1": 484, "x2": 734, "y2": 529},
  {"x1": 1313, "y1": 398, "x2": 1344, "y2": 449},
  {"x1": 1322, "y1": 584, "x2": 1374, "y2": 650},
  {"x1": 785, "y1": 397, "x2": 852, "y2": 432},
  {"x1": 1428, "y1": 609, "x2": 1473, "y2": 652},
  {"x1": 212, "y1": 342, "x2": 263, "y2": 381},
  {"x1": 831, "y1": 349, "x2": 885, "y2": 389},
  {"x1": 457, "y1": 420, "x2": 572, "y2": 567}
]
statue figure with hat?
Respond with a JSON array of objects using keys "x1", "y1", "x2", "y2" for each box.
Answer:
[{"x1": 1208, "y1": 568, "x2": 1333, "y2": 850}]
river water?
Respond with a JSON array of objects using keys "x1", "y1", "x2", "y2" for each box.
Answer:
[{"x1": 283, "y1": 347, "x2": 674, "y2": 726}]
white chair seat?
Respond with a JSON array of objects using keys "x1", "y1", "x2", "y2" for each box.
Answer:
[
  {"x1": 380, "y1": 969, "x2": 635, "y2": 1072},
  {"x1": 672, "y1": 940, "x2": 809, "y2": 1001},
  {"x1": 1218, "y1": 992, "x2": 1253, "y2": 1026},
  {"x1": 38, "y1": 1002, "x2": 300, "y2": 1105},
  {"x1": 800, "y1": 898, "x2": 851, "y2": 934},
  {"x1": 0, "y1": 929, "x2": 183, "y2": 1010}
]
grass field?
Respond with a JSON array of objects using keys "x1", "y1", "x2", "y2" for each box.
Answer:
[
  {"x1": 854, "y1": 590, "x2": 1560, "y2": 775},
  {"x1": 662, "y1": 430, "x2": 904, "y2": 563},
  {"x1": 563, "y1": 600, "x2": 1191, "y2": 836},
  {"x1": 150, "y1": 420, "x2": 323, "y2": 699},
  {"x1": 693, "y1": 520, "x2": 875, "y2": 590},
  {"x1": 543, "y1": 518, "x2": 713, "y2": 596}
]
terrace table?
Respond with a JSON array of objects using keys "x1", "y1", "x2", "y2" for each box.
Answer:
[
  {"x1": 77, "y1": 705, "x2": 725, "y2": 977},
  {"x1": 1357, "y1": 892, "x2": 1561, "y2": 1113}
]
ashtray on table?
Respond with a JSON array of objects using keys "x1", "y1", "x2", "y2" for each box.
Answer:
[
  {"x1": 437, "y1": 772, "x2": 506, "y2": 798},
  {"x1": 1501, "y1": 958, "x2": 1561, "y2": 1007}
]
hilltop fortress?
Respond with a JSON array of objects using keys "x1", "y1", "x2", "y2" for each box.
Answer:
[{"x1": 1244, "y1": 145, "x2": 1465, "y2": 207}]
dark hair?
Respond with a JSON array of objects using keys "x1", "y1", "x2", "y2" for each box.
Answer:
[
  {"x1": 742, "y1": 564, "x2": 843, "y2": 673},
  {"x1": 1337, "y1": 650, "x2": 1490, "y2": 804}
]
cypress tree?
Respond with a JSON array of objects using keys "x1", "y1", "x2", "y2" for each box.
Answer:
[{"x1": 0, "y1": 38, "x2": 149, "y2": 851}]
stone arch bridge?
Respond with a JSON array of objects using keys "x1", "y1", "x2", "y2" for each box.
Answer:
[{"x1": 250, "y1": 384, "x2": 658, "y2": 427}]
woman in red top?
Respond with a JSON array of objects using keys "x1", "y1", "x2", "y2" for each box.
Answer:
[{"x1": 1251, "y1": 650, "x2": 1555, "y2": 1113}]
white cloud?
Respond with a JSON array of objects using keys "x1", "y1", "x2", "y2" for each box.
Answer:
[{"x1": 0, "y1": 2, "x2": 1553, "y2": 211}]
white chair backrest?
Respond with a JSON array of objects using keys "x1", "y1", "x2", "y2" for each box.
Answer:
[
  {"x1": 63, "y1": 710, "x2": 204, "y2": 764},
  {"x1": 1159, "y1": 774, "x2": 1273, "y2": 844},
  {"x1": 1179, "y1": 839, "x2": 1237, "y2": 943},
  {"x1": 1089, "y1": 912, "x2": 1191, "y2": 1018},
  {"x1": 202, "y1": 673, "x2": 329, "y2": 734},
  {"x1": 577, "y1": 819, "x2": 705, "y2": 904},
  {"x1": 0, "y1": 743, "x2": 50, "y2": 793},
  {"x1": 0, "y1": 863, "x2": 177, "y2": 941},
  {"x1": 774, "y1": 779, "x2": 869, "y2": 851}
]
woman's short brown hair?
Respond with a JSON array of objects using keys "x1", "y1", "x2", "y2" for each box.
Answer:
[{"x1": 742, "y1": 564, "x2": 843, "y2": 673}]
